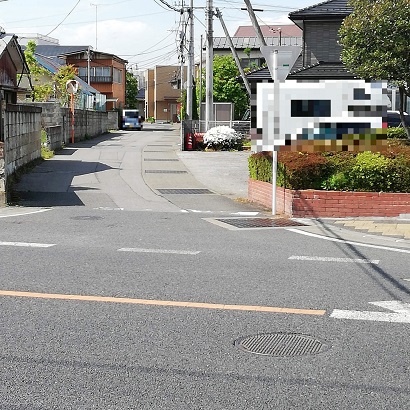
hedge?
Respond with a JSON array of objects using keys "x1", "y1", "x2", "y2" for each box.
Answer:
[{"x1": 248, "y1": 131, "x2": 410, "y2": 192}]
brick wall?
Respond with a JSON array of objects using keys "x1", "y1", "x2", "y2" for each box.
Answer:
[{"x1": 248, "y1": 179, "x2": 410, "y2": 217}]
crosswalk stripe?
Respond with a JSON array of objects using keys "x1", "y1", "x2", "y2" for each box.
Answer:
[{"x1": 289, "y1": 255, "x2": 379, "y2": 264}]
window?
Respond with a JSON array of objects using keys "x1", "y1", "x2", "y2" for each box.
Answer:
[
  {"x1": 113, "y1": 68, "x2": 122, "y2": 83},
  {"x1": 94, "y1": 66, "x2": 110, "y2": 77},
  {"x1": 291, "y1": 100, "x2": 331, "y2": 117},
  {"x1": 78, "y1": 67, "x2": 87, "y2": 77}
]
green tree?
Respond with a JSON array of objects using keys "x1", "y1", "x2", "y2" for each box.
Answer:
[
  {"x1": 24, "y1": 40, "x2": 53, "y2": 101},
  {"x1": 339, "y1": 0, "x2": 410, "y2": 138},
  {"x1": 126, "y1": 71, "x2": 139, "y2": 108},
  {"x1": 197, "y1": 55, "x2": 249, "y2": 120},
  {"x1": 53, "y1": 64, "x2": 78, "y2": 107},
  {"x1": 24, "y1": 41, "x2": 78, "y2": 105}
]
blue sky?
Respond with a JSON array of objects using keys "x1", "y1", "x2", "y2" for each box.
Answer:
[{"x1": 0, "y1": 0, "x2": 315, "y2": 70}]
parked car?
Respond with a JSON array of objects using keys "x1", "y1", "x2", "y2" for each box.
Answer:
[
  {"x1": 387, "y1": 110, "x2": 410, "y2": 128},
  {"x1": 122, "y1": 109, "x2": 144, "y2": 130}
]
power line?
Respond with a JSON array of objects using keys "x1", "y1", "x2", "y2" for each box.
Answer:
[
  {"x1": 46, "y1": 0, "x2": 82, "y2": 36},
  {"x1": 154, "y1": 0, "x2": 182, "y2": 12}
]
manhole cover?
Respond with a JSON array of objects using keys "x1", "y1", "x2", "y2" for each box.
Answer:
[
  {"x1": 157, "y1": 188, "x2": 213, "y2": 194},
  {"x1": 71, "y1": 216, "x2": 104, "y2": 221},
  {"x1": 216, "y1": 218, "x2": 306, "y2": 229},
  {"x1": 145, "y1": 170, "x2": 188, "y2": 174},
  {"x1": 234, "y1": 333, "x2": 328, "y2": 357}
]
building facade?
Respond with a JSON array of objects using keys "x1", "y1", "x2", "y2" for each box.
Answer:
[{"x1": 145, "y1": 65, "x2": 186, "y2": 122}]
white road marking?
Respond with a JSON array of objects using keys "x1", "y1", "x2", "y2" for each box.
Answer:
[
  {"x1": 231, "y1": 212, "x2": 259, "y2": 216},
  {"x1": 289, "y1": 255, "x2": 379, "y2": 264},
  {"x1": 0, "y1": 208, "x2": 52, "y2": 218},
  {"x1": 331, "y1": 300, "x2": 410, "y2": 323},
  {"x1": 403, "y1": 279, "x2": 410, "y2": 282},
  {"x1": 0, "y1": 241, "x2": 55, "y2": 248},
  {"x1": 118, "y1": 247, "x2": 200, "y2": 255},
  {"x1": 287, "y1": 228, "x2": 410, "y2": 254},
  {"x1": 93, "y1": 207, "x2": 124, "y2": 211}
]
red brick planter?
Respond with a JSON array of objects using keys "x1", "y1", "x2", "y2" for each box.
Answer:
[{"x1": 248, "y1": 178, "x2": 410, "y2": 217}]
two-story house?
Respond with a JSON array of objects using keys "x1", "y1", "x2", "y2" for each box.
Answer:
[
  {"x1": 246, "y1": 0, "x2": 354, "y2": 85},
  {"x1": 33, "y1": 44, "x2": 127, "y2": 111},
  {"x1": 145, "y1": 65, "x2": 186, "y2": 122}
]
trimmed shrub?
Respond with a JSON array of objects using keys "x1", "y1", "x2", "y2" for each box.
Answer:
[
  {"x1": 248, "y1": 152, "x2": 272, "y2": 182},
  {"x1": 203, "y1": 126, "x2": 242, "y2": 150},
  {"x1": 249, "y1": 138, "x2": 410, "y2": 192},
  {"x1": 277, "y1": 151, "x2": 332, "y2": 189}
]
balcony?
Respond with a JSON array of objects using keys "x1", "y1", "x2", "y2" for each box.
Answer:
[{"x1": 78, "y1": 75, "x2": 113, "y2": 83}]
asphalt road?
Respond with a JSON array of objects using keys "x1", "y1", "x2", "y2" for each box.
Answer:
[{"x1": 0, "y1": 125, "x2": 409, "y2": 409}]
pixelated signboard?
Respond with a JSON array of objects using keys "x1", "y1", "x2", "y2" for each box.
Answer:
[{"x1": 252, "y1": 79, "x2": 388, "y2": 152}]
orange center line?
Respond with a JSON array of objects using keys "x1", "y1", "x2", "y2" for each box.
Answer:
[{"x1": 0, "y1": 290, "x2": 326, "y2": 316}]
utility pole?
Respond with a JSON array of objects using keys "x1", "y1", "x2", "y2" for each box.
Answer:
[
  {"x1": 243, "y1": 0, "x2": 278, "y2": 215},
  {"x1": 199, "y1": 34, "x2": 203, "y2": 125},
  {"x1": 186, "y1": 0, "x2": 194, "y2": 120},
  {"x1": 179, "y1": 4, "x2": 185, "y2": 100},
  {"x1": 87, "y1": 46, "x2": 91, "y2": 85},
  {"x1": 215, "y1": 8, "x2": 251, "y2": 97},
  {"x1": 90, "y1": 3, "x2": 99, "y2": 50},
  {"x1": 243, "y1": 0, "x2": 266, "y2": 47},
  {"x1": 205, "y1": 0, "x2": 214, "y2": 130}
]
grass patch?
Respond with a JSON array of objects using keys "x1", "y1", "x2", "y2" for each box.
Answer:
[{"x1": 41, "y1": 129, "x2": 54, "y2": 159}]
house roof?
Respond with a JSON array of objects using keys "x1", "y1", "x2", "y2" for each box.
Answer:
[
  {"x1": 245, "y1": 61, "x2": 355, "y2": 82},
  {"x1": 213, "y1": 36, "x2": 295, "y2": 49},
  {"x1": 288, "y1": 62, "x2": 356, "y2": 79},
  {"x1": 34, "y1": 45, "x2": 90, "y2": 58},
  {"x1": 289, "y1": 0, "x2": 353, "y2": 21},
  {"x1": 0, "y1": 33, "x2": 29, "y2": 74},
  {"x1": 32, "y1": 45, "x2": 128, "y2": 64},
  {"x1": 233, "y1": 25, "x2": 302, "y2": 37},
  {"x1": 34, "y1": 53, "x2": 100, "y2": 95}
]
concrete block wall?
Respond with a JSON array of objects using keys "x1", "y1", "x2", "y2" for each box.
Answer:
[
  {"x1": 248, "y1": 179, "x2": 410, "y2": 217},
  {"x1": 71, "y1": 109, "x2": 108, "y2": 140},
  {"x1": 28, "y1": 102, "x2": 109, "y2": 144},
  {"x1": 44, "y1": 125, "x2": 63, "y2": 151},
  {"x1": 107, "y1": 111, "x2": 120, "y2": 130},
  {"x1": 4, "y1": 104, "x2": 42, "y2": 177}
]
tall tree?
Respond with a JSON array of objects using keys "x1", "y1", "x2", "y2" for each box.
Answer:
[
  {"x1": 126, "y1": 71, "x2": 139, "y2": 108},
  {"x1": 339, "y1": 0, "x2": 410, "y2": 137},
  {"x1": 197, "y1": 55, "x2": 249, "y2": 120}
]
